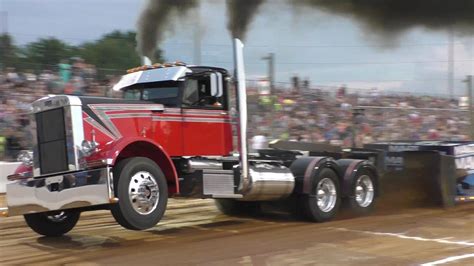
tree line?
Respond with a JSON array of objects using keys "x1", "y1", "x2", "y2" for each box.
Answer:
[{"x1": 0, "y1": 30, "x2": 163, "y2": 78}]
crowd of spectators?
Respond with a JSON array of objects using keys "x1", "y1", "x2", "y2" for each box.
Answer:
[
  {"x1": 247, "y1": 85, "x2": 469, "y2": 150},
  {"x1": 0, "y1": 58, "x2": 120, "y2": 161},
  {"x1": 0, "y1": 62, "x2": 470, "y2": 161}
]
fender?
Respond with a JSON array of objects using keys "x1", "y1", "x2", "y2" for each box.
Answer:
[
  {"x1": 95, "y1": 137, "x2": 179, "y2": 195},
  {"x1": 337, "y1": 159, "x2": 379, "y2": 198},
  {"x1": 290, "y1": 156, "x2": 340, "y2": 195}
]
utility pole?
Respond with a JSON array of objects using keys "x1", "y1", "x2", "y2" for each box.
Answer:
[
  {"x1": 448, "y1": 28, "x2": 455, "y2": 99},
  {"x1": 261, "y1": 53, "x2": 275, "y2": 139},
  {"x1": 0, "y1": 0, "x2": 7, "y2": 34},
  {"x1": 193, "y1": 7, "x2": 202, "y2": 65},
  {"x1": 0, "y1": 6, "x2": 7, "y2": 70},
  {"x1": 464, "y1": 75, "x2": 474, "y2": 140},
  {"x1": 0, "y1": 11, "x2": 7, "y2": 34},
  {"x1": 261, "y1": 53, "x2": 275, "y2": 94}
]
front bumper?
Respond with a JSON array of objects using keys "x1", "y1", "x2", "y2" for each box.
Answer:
[{"x1": 3, "y1": 167, "x2": 116, "y2": 217}]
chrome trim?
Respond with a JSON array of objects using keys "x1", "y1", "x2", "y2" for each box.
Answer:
[
  {"x1": 188, "y1": 159, "x2": 223, "y2": 170},
  {"x1": 32, "y1": 95, "x2": 82, "y2": 113},
  {"x1": 31, "y1": 95, "x2": 86, "y2": 176},
  {"x1": 6, "y1": 167, "x2": 114, "y2": 216},
  {"x1": 240, "y1": 163, "x2": 295, "y2": 201},
  {"x1": 88, "y1": 104, "x2": 164, "y2": 111},
  {"x1": 212, "y1": 194, "x2": 243, "y2": 199},
  {"x1": 17, "y1": 150, "x2": 33, "y2": 166},
  {"x1": 216, "y1": 72, "x2": 223, "y2": 97},
  {"x1": 107, "y1": 169, "x2": 115, "y2": 201},
  {"x1": 203, "y1": 171, "x2": 235, "y2": 196},
  {"x1": 112, "y1": 66, "x2": 192, "y2": 91},
  {"x1": 86, "y1": 158, "x2": 113, "y2": 169},
  {"x1": 233, "y1": 38, "x2": 250, "y2": 194},
  {"x1": 7, "y1": 173, "x2": 29, "y2": 181}
]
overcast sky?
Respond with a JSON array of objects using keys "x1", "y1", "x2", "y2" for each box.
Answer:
[{"x1": 1, "y1": 0, "x2": 473, "y2": 96}]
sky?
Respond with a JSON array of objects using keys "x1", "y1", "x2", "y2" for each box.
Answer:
[{"x1": 1, "y1": 0, "x2": 473, "y2": 97}]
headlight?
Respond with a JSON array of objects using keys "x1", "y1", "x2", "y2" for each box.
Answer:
[
  {"x1": 17, "y1": 150, "x2": 33, "y2": 166},
  {"x1": 81, "y1": 140, "x2": 99, "y2": 156}
]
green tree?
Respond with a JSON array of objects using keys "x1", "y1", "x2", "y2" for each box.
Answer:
[
  {"x1": 78, "y1": 30, "x2": 163, "y2": 77},
  {"x1": 23, "y1": 37, "x2": 76, "y2": 71},
  {"x1": 0, "y1": 33, "x2": 20, "y2": 69},
  {"x1": 2, "y1": 30, "x2": 165, "y2": 76}
]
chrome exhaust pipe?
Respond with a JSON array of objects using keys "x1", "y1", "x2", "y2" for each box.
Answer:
[
  {"x1": 233, "y1": 38, "x2": 250, "y2": 193},
  {"x1": 232, "y1": 39, "x2": 295, "y2": 201},
  {"x1": 142, "y1": 56, "x2": 152, "y2": 66}
]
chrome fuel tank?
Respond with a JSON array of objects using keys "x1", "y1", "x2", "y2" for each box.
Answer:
[{"x1": 239, "y1": 163, "x2": 295, "y2": 201}]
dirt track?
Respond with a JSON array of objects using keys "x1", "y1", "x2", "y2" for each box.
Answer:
[{"x1": 0, "y1": 194, "x2": 473, "y2": 265}]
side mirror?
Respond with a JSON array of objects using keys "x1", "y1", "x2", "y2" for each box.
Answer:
[{"x1": 210, "y1": 72, "x2": 223, "y2": 97}]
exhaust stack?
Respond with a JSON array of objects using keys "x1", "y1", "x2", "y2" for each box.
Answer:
[
  {"x1": 142, "y1": 56, "x2": 152, "y2": 66},
  {"x1": 233, "y1": 38, "x2": 250, "y2": 193},
  {"x1": 232, "y1": 38, "x2": 295, "y2": 201}
]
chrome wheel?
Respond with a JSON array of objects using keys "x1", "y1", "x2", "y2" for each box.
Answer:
[
  {"x1": 354, "y1": 175, "x2": 374, "y2": 208},
  {"x1": 128, "y1": 171, "x2": 159, "y2": 215},
  {"x1": 316, "y1": 178, "x2": 338, "y2": 213}
]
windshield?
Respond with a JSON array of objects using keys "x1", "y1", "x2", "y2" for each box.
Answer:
[
  {"x1": 143, "y1": 87, "x2": 178, "y2": 101},
  {"x1": 123, "y1": 89, "x2": 141, "y2": 100},
  {"x1": 123, "y1": 81, "x2": 180, "y2": 106}
]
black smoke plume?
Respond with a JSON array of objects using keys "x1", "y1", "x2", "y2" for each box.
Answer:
[
  {"x1": 226, "y1": 0, "x2": 266, "y2": 39},
  {"x1": 296, "y1": 0, "x2": 474, "y2": 35},
  {"x1": 136, "y1": 0, "x2": 474, "y2": 57},
  {"x1": 136, "y1": 0, "x2": 197, "y2": 59}
]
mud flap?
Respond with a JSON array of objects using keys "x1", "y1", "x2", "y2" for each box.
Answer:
[
  {"x1": 379, "y1": 151, "x2": 457, "y2": 209},
  {"x1": 405, "y1": 151, "x2": 457, "y2": 207}
]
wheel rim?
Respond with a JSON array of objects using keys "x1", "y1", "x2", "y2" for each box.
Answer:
[
  {"x1": 354, "y1": 175, "x2": 374, "y2": 208},
  {"x1": 46, "y1": 211, "x2": 67, "y2": 222},
  {"x1": 316, "y1": 178, "x2": 338, "y2": 213},
  {"x1": 128, "y1": 171, "x2": 160, "y2": 215}
]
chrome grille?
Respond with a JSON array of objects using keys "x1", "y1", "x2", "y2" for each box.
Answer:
[{"x1": 36, "y1": 108, "x2": 69, "y2": 174}]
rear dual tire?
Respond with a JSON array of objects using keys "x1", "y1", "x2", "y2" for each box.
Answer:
[
  {"x1": 344, "y1": 169, "x2": 377, "y2": 215},
  {"x1": 297, "y1": 168, "x2": 342, "y2": 222}
]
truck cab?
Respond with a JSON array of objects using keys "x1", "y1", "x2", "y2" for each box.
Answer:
[{"x1": 112, "y1": 65, "x2": 234, "y2": 157}]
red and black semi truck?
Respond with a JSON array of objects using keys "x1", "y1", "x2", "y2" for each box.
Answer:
[{"x1": 1, "y1": 39, "x2": 471, "y2": 237}]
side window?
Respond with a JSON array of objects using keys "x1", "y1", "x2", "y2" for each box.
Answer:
[
  {"x1": 183, "y1": 76, "x2": 223, "y2": 109},
  {"x1": 182, "y1": 79, "x2": 199, "y2": 106}
]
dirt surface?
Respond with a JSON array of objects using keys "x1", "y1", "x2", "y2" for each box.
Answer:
[{"x1": 0, "y1": 194, "x2": 473, "y2": 265}]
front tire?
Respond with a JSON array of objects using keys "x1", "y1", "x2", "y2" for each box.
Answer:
[
  {"x1": 110, "y1": 157, "x2": 168, "y2": 230},
  {"x1": 298, "y1": 168, "x2": 341, "y2": 222},
  {"x1": 24, "y1": 210, "x2": 80, "y2": 237}
]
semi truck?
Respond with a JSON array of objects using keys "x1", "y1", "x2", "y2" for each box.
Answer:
[{"x1": 1, "y1": 39, "x2": 470, "y2": 237}]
